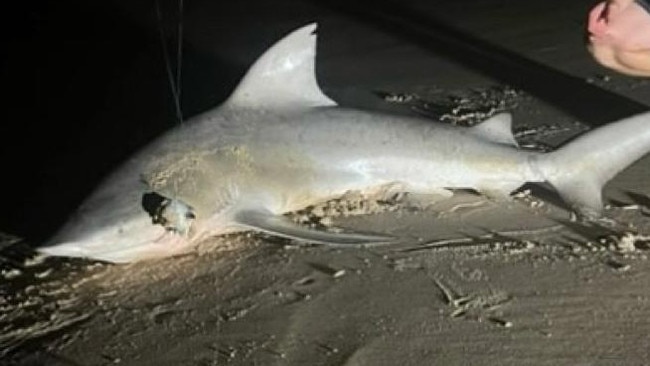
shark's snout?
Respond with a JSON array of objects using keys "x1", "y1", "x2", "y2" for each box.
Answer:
[{"x1": 39, "y1": 190, "x2": 197, "y2": 263}]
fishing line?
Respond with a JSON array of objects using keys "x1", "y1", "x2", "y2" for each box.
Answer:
[
  {"x1": 155, "y1": 0, "x2": 184, "y2": 124},
  {"x1": 176, "y1": 0, "x2": 184, "y2": 111}
]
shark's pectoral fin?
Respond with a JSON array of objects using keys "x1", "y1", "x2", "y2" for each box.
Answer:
[{"x1": 233, "y1": 209, "x2": 396, "y2": 246}]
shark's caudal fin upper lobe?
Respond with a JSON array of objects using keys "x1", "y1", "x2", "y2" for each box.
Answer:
[
  {"x1": 224, "y1": 23, "x2": 336, "y2": 109},
  {"x1": 537, "y1": 111, "x2": 650, "y2": 216}
]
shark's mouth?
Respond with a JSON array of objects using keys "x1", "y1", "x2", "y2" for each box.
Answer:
[{"x1": 141, "y1": 192, "x2": 195, "y2": 236}]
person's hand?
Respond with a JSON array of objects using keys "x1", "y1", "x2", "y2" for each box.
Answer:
[{"x1": 587, "y1": 0, "x2": 650, "y2": 76}]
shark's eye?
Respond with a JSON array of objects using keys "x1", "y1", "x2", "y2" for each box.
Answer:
[{"x1": 141, "y1": 192, "x2": 195, "y2": 235}]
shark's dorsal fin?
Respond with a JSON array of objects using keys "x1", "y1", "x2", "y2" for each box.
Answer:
[
  {"x1": 470, "y1": 113, "x2": 518, "y2": 146},
  {"x1": 225, "y1": 23, "x2": 336, "y2": 109}
]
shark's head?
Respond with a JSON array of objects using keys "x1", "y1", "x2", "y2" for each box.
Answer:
[
  {"x1": 39, "y1": 180, "x2": 198, "y2": 263},
  {"x1": 38, "y1": 22, "x2": 335, "y2": 263}
]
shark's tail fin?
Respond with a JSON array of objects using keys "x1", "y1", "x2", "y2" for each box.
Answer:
[{"x1": 537, "y1": 111, "x2": 650, "y2": 217}]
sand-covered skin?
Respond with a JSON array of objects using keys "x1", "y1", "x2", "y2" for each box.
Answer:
[{"x1": 4, "y1": 0, "x2": 650, "y2": 364}]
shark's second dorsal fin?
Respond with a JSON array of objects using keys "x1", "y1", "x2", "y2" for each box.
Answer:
[
  {"x1": 469, "y1": 113, "x2": 518, "y2": 146},
  {"x1": 225, "y1": 23, "x2": 336, "y2": 109}
]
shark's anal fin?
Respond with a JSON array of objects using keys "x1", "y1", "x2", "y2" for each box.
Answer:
[{"x1": 233, "y1": 209, "x2": 396, "y2": 246}]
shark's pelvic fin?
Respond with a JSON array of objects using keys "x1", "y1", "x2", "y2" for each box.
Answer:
[
  {"x1": 470, "y1": 113, "x2": 518, "y2": 147},
  {"x1": 225, "y1": 23, "x2": 336, "y2": 109},
  {"x1": 233, "y1": 209, "x2": 396, "y2": 246}
]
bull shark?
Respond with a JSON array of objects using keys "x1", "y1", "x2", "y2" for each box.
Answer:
[{"x1": 39, "y1": 23, "x2": 650, "y2": 263}]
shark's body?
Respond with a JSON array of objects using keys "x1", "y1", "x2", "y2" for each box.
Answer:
[{"x1": 40, "y1": 23, "x2": 650, "y2": 263}]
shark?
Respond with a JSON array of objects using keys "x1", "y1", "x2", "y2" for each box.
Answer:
[{"x1": 39, "y1": 23, "x2": 650, "y2": 263}]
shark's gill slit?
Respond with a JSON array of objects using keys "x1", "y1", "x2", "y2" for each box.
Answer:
[{"x1": 141, "y1": 192, "x2": 195, "y2": 235}]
